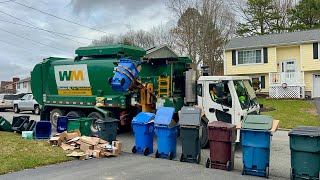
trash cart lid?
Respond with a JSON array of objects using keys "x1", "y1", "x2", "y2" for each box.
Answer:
[
  {"x1": 179, "y1": 106, "x2": 201, "y2": 126},
  {"x1": 132, "y1": 112, "x2": 155, "y2": 124},
  {"x1": 208, "y1": 121, "x2": 236, "y2": 129},
  {"x1": 154, "y1": 107, "x2": 175, "y2": 126},
  {"x1": 289, "y1": 126, "x2": 320, "y2": 137},
  {"x1": 241, "y1": 115, "x2": 273, "y2": 130}
]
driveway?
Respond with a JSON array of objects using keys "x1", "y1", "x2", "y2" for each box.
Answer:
[{"x1": 312, "y1": 98, "x2": 320, "y2": 116}]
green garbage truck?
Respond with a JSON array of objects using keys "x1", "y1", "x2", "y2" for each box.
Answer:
[{"x1": 31, "y1": 44, "x2": 260, "y2": 147}]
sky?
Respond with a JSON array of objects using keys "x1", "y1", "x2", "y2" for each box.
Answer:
[{"x1": 0, "y1": 0, "x2": 171, "y2": 80}]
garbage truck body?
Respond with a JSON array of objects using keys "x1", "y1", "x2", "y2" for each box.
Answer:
[{"x1": 31, "y1": 44, "x2": 260, "y2": 146}]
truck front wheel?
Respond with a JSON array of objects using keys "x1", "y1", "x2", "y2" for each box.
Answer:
[
  {"x1": 50, "y1": 109, "x2": 65, "y2": 128},
  {"x1": 87, "y1": 112, "x2": 104, "y2": 134}
]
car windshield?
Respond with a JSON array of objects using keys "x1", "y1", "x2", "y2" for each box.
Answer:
[
  {"x1": 234, "y1": 80, "x2": 259, "y2": 109},
  {"x1": 21, "y1": 95, "x2": 29, "y2": 100}
]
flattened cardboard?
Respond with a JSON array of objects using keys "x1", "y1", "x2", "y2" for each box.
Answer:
[
  {"x1": 86, "y1": 150, "x2": 102, "y2": 158},
  {"x1": 60, "y1": 130, "x2": 81, "y2": 141},
  {"x1": 61, "y1": 143, "x2": 76, "y2": 150},
  {"x1": 80, "y1": 142, "x2": 94, "y2": 151},
  {"x1": 79, "y1": 136, "x2": 100, "y2": 145},
  {"x1": 50, "y1": 136, "x2": 62, "y2": 146},
  {"x1": 66, "y1": 151, "x2": 88, "y2": 160},
  {"x1": 99, "y1": 139, "x2": 108, "y2": 144}
]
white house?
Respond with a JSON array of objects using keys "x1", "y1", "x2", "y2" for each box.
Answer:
[{"x1": 16, "y1": 77, "x2": 31, "y2": 94}]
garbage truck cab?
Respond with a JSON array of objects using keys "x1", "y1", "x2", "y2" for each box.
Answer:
[{"x1": 197, "y1": 76, "x2": 260, "y2": 141}]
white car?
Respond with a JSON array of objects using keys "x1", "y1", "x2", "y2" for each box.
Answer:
[
  {"x1": 0, "y1": 94, "x2": 19, "y2": 111},
  {"x1": 13, "y1": 94, "x2": 40, "y2": 115}
]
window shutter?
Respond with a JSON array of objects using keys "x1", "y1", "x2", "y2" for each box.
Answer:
[
  {"x1": 261, "y1": 76, "x2": 265, "y2": 89},
  {"x1": 232, "y1": 50, "x2": 236, "y2": 65},
  {"x1": 313, "y1": 43, "x2": 318, "y2": 59},
  {"x1": 263, "y1": 48, "x2": 268, "y2": 63}
]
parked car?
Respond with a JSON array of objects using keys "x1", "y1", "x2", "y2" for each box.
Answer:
[
  {"x1": 13, "y1": 94, "x2": 40, "y2": 115},
  {"x1": 0, "y1": 94, "x2": 19, "y2": 111}
]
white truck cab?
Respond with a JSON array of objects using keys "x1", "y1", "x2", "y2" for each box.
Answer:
[{"x1": 197, "y1": 76, "x2": 260, "y2": 141}]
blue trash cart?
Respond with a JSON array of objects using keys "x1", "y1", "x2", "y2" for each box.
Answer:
[
  {"x1": 131, "y1": 112, "x2": 155, "y2": 156},
  {"x1": 154, "y1": 107, "x2": 179, "y2": 160},
  {"x1": 241, "y1": 129, "x2": 271, "y2": 178}
]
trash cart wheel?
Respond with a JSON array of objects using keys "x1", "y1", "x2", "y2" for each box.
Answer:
[
  {"x1": 132, "y1": 146, "x2": 137, "y2": 154},
  {"x1": 242, "y1": 165, "x2": 245, "y2": 175},
  {"x1": 226, "y1": 161, "x2": 232, "y2": 171},
  {"x1": 265, "y1": 166, "x2": 269, "y2": 179},
  {"x1": 169, "y1": 152, "x2": 174, "y2": 160},
  {"x1": 205, "y1": 158, "x2": 210, "y2": 168},
  {"x1": 155, "y1": 150, "x2": 159, "y2": 158},
  {"x1": 196, "y1": 154, "x2": 201, "y2": 164},
  {"x1": 143, "y1": 147, "x2": 149, "y2": 156},
  {"x1": 180, "y1": 154, "x2": 184, "y2": 162}
]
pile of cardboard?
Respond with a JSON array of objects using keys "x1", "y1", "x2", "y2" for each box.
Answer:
[{"x1": 49, "y1": 130, "x2": 122, "y2": 160}]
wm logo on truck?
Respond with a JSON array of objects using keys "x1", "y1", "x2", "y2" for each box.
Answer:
[{"x1": 59, "y1": 70, "x2": 84, "y2": 81}]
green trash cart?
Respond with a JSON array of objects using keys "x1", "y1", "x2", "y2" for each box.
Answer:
[
  {"x1": 0, "y1": 116, "x2": 12, "y2": 132},
  {"x1": 67, "y1": 118, "x2": 93, "y2": 136},
  {"x1": 289, "y1": 126, "x2": 320, "y2": 180}
]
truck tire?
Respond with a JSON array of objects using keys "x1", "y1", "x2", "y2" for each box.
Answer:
[
  {"x1": 200, "y1": 117, "x2": 209, "y2": 148},
  {"x1": 14, "y1": 105, "x2": 20, "y2": 113},
  {"x1": 87, "y1": 112, "x2": 104, "y2": 134},
  {"x1": 50, "y1": 109, "x2": 65, "y2": 128},
  {"x1": 33, "y1": 105, "x2": 40, "y2": 115},
  {"x1": 66, "y1": 111, "x2": 85, "y2": 118}
]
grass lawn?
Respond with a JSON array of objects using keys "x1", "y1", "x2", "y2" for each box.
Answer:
[
  {"x1": 0, "y1": 132, "x2": 73, "y2": 175},
  {"x1": 259, "y1": 98, "x2": 320, "y2": 129}
]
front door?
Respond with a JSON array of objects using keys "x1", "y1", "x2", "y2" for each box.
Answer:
[{"x1": 281, "y1": 60, "x2": 297, "y2": 83}]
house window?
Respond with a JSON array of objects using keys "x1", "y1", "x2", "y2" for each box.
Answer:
[
  {"x1": 251, "y1": 76, "x2": 261, "y2": 90},
  {"x1": 23, "y1": 82, "x2": 27, "y2": 88},
  {"x1": 17, "y1": 83, "x2": 20, "y2": 89},
  {"x1": 237, "y1": 49, "x2": 262, "y2": 64}
]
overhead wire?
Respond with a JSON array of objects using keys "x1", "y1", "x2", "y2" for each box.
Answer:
[
  {"x1": 0, "y1": 26, "x2": 72, "y2": 54},
  {"x1": 13, "y1": 1, "x2": 116, "y2": 36},
  {"x1": 0, "y1": 19, "x2": 95, "y2": 41},
  {"x1": 0, "y1": 9, "x2": 87, "y2": 45},
  {"x1": 0, "y1": 39, "x2": 48, "y2": 55}
]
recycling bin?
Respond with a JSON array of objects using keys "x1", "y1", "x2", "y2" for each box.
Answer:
[
  {"x1": 34, "y1": 121, "x2": 52, "y2": 139},
  {"x1": 289, "y1": 126, "x2": 320, "y2": 180},
  {"x1": 96, "y1": 117, "x2": 119, "y2": 142},
  {"x1": 12, "y1": 116, "x2": 30, "y2": 132},
  {"x1": 241, "y1": 115, "x2": 273, "y2": 178},
  {"x1": 0, "y1": 116, "x2": 13, "y2": 132},
  {"x1": 154, "y1": 107, "x2": 179, "y2": 160},
  {"x1": 67, "y1": 118, "x2": 93, "y2": 136},
  {"x1": 131, "y1": 112, "x2": 155, "y2": 156},
  {"x1": 57, "y1": 116, "x2": 77, "y2": 133},
  {"x1": 206, "y1": 121, "x2": 236, "y2": 171},
  {"x1": 110, "y1": 59, "x2": 141, "y2": 92},
  {"x1": 179, "y1": 106, "x2": 201, "y2": 164}
]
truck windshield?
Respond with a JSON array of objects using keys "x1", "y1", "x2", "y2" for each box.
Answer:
[{"x1": 234, "y1": 80, "x2": 259, "y2": 109}]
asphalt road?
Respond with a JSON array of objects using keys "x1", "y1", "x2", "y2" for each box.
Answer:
[{"x1": 0, "y1": 111, "x2": 291, "y2": 180}]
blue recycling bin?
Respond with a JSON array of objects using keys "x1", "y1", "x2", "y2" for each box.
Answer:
[
  {"x1": 57, "y1": 116, "x2": 78, "y2": 133},
  {"x1": 154, "y1": 107, "x2": 179, "y2": 160},
  {"x1": 131, "y1": 112, "x2": 155, "y2": 156},
  {"x1": 110, "y1": 59, "x2": 140, "y2": 92},
  {"x1": 241, "y1": 129, "x2": 271, "y2": 178},
  {"x1": 34, "y1": 121, "x2": 52, "y2": 139}
]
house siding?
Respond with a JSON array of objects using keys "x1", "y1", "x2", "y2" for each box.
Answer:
[
  {"x1": 276, "y1": 46, "x2": 301, "y2": 72},
  {"x1": 225, "y1": 47, "x2": 277, "y2": 75},
  {"x1": 304, "y1": 71, "x2": 320, "y2": 92},
  {"x1": 301, "y1": 43, "x2": 320, "y2": 71}
]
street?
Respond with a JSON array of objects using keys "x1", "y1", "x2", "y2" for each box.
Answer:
[{"x1": 0, "y1": 111, "x2": 291, "y2": 180}]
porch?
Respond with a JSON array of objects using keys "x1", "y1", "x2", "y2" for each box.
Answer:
[{"x1": 269, "y1": 72, "x2": 305, "y2": 99}]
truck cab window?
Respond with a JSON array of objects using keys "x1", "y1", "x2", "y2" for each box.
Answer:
[
  {"x1": 196, "y1": 84, "x2": 202, "y2": 97},
  {"x1": 234, "y1": 80, "x2": 250, "y2": 109},
  {"x1": 209, "y1": 82, "x2": 232, "y2": 107}
]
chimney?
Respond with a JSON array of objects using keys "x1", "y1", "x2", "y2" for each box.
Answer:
[{"x1": 12, "y1": 77, "x2": 19, "y2": 94}]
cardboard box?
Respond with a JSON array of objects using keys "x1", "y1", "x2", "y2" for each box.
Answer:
[
  {"x1": 60, "y1": 130, "x2": 81, "y2": 142},
  {"x1": 50, "y1": 136, "x2": 62, "y2": 146},
  {"x1": 61, "y1": 143, "x2": 76, "y2": 150},
  {"x1": 112, "y1": 141, "x2": 122, "y2": 155},
  {"x1": 80, "y1": 142, "x2": 94, "y2": 151},
  {"x1": 66, "y1": 151, "x2": 88, "y2": 160}
]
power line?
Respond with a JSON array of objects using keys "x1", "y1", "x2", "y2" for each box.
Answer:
[
  {"x1": 0, "y1": 39, "x2": 47, "y2": 55},
  {"x1": 13, "y1": 1, "x2": 115, "y2": 36},
  {"x1": 0, "y1": 9, "x2": 87, "y2": 45},
  {"x1": 0, "y1": 0, "x2": 15, "y2": 3},
  {"x1": 0, "y1": 26, "x2": 71, "y2": 54},
  {"x1": 0, "y1": 19, "x2": 95, "y2": 41}
]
